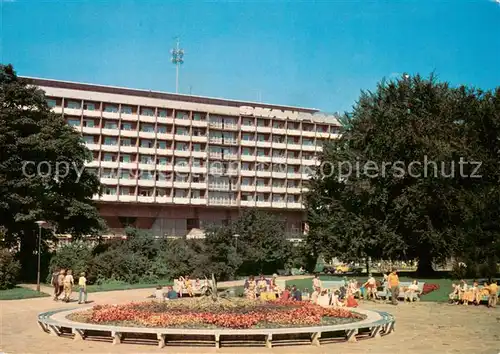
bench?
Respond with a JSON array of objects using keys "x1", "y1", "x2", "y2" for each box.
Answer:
[
  {"x1": 377, "y1": 282, "x2": 425, "y2": 301},
  {"x1": 173, "y1": 280, "x2": 214, "y2": 296}
]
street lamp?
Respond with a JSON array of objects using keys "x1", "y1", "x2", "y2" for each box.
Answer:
[
  {"x1": 171, "y1": 37, "x2": 184, "y2": 93},
  {"x1": 233, "y1": 234, "x2": 240, "y2": 251},
  {"x1": 35, "y1": 220, "x2": 46, "y2": 292}
]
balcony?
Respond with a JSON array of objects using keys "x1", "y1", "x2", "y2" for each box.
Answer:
[
  {"x1": 241, "y1": 140, "x2": 256, "y2": 147},
  {"x1": 120, "y1": 112, "x2": 137, "y2": 122},
  {"x1": 191, "y1": 166, "x2": 207, "y2": 174},
  {"x1": 101, "y1": 144, "x2": 119, "y2": 153},
  {"x1": 208, "y1": 122, "x2": 223, "y2": 129},
  {"x1": 120, "y1": 145, "x2": 138, "y2": 154},
  {"x1": 155, "y1": 180, "x2": 172, "y2": 188},
  {"x1": 271, "y1": 201, "x2": 287, "y2": 208},
  {"x1": 256, "y1": 201, "x2": 271, "y2": 208},
  {"x1": 119, "y1": 178, "x2": 137, "y2": 186},
  {"x1": 302, "y1": 144, "x2": 316, "y2": 152},
  {"x1": 156, "y1": 163, "x2": 173, "y2": 172},
  {"x1": 271, "y1": 186, "x2": 286, "y2": 193},
  {"x1": 286, "y1": 187, "x2": 302, "y2": 194},
  {"x1": 190, "y1": 182, "x2": 207, "y2": 189},
  {"x1": 255, "y1": 185, "x2": 271, "y2": 193},
  {"x1": 157, "y1": 116, "x2": 174, "y2": 124},
  {"x1": 100, "y1": 160, "x2": 119, "y2": 169},
  {"x1": 82, "y1": 126, "x2": 101, "y2": 135},
  {"x1": 138, "y1": 196, "x2": 155, "y2": 203},
  {"x1": 138, "y1": 147, "x2": 156, "y2": 155},
  {"x1": 255, "y1": 170, "x2": 272, "y2": 178},
  {"x1": 64, "y1": 108, "x2": 82, "y2": 116},
  {"x1": 287, "y1": 172, "x2": 302, "y2": 179},
  {"x1": 83, "y1": 109, "x2": 101, "y2": 118},
  {"x1": 118, "y1": 195, "x2": 137, "y2": 202},
  {"x1": 174, "y1": 165, "x2": 190, "y2": 174},
  {"x1": 156, "y1": 196, "x2": 173, "y2": 203},
  {"x1": 287, "y1": 202, "x2": 304, "y2": 209},
  {"x1": 271, "y1": 156, "x2": 287, "y2": 165},
  {"x1": 241, "y1": 124, "x2": 256, "y2": 132},
  {"x1": 286, "y1": 157, "x2": 301, "y2": 165},
  {"x1": 286, "y1": 128, "x2": 301, "y2": 136},
  {"x1": 271, "y1": 127, "x2": 286, "y2": 135},
  {"x1": 191, "y1": 198, "x2": 207, "y2": 205},
  {"x1": 240, "y1": 185, "x2": 255, "y2": 192},
  {"x1": 175, "y1": 134, "x2": 191, "y2": 142},
  {"x1": 138, "y1": 179, "x2": 155, "y2": 187},
  {"x1": 240, "y1": 169, "x2": 256, "y2": 177},
  {"x1": 302, "y1": 130, "x2": 316, "y2": 138},
  {"x1": 222, "y1": 124, "x2": 238, "y2": 131},
  {"x1": 272, "y1": 171, "x2": 287, "y2": 179},
  {"x1": 175, "y1": 118, "x2": 191, "y2": 127},
  {"x1": 240, "y1": 200, "x2": 256, "y2": 207},
  {"x1": 255, "y1": 141, "x2": 272, "y2": 148},
  {"x1": 173, "y1": 150, "x2": 190, "y2": 157},
  {"x1": 271, "y1": 142, "x2": 287, "y2": 150},
  {"x1": 173, "y1": 197, "x2": 190, "y2": 204},
  {"x1": 302, "y1": 159, "x2": 316, "y2": 166},
  {"x1": 256, "y1": 126, "x2": 271, "y2": 133},
  {"x1": 318, "y1": 131, "x2": 331, "y2": 139},
  {"x1": 256, "y1": 156, "x2": 272, "y2": 163},
  {"x1": 192, "y1": 120, "x2": 207, "y2": 127},
  {"x1": 101, "y1": 194, "x2": 118, "y2": 202},
  {"x1": 121, "y1": 130, "x2": 139, "y2": 138},
  {"x1": 209, "y1": 152, "x2": 222, "y2": 159},
  {"x1": 191, "y1": 151, "x2": 207, "y2": 158},
  {"x1": 139, "y1": 131, "x2": 156, "y2": 139},
  {"x1": 221, "y1": 154, "x2": 238, "y2": 160},
  {"x1": 208, "y1": 198, "x2": 237, "y2": 206},
  {"x1": 138, "y1": 114, "x2": 156, "y2": 123},
  {"x1": 173, "y1": 181, "x2": 190, "y2": 189},
  {"x1": 85, "y1": 160, "x2": 100, "y2": 168},
  {"x1": 192, "y1": 135, "x2": 207, "y2": 143},
  {"x1": 101, "y1": 128, "x2": 120, "y2": 137},
  {"x1": 102, "y1": 111, "x2": 120, "y2": 120},
  {"x1": 241, "y1": 154, "x2": 256, "y2": 162},
  {"x1": 156, "y1": 148, "x2": 174, "y2": 156},
  {"x1": 287, "y1": 143, "x2": 302, "y2": 151},
  {"x1": 52, "y1": 107, "x2": 63, "y2": 115},
  {"x1": 85, "y1": 143, "x2": 101, "y2": 151},
  {"x1": 157, "y1": 132, "x2": 174, "y2": 140}
]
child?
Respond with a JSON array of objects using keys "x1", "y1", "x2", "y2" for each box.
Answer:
[
  {"x1": 281, "y1": 286, "x2": 291, "y2": 300},
  {"x1": 302, "y1": 288, "x2": 310, "y2": 301},
  {"x1": 78, "y1": 272, "x2": 87, "y2": 304},
  {"x1": 449, "y1": 283, "x2": 460, "y2": 304},
  {"x1": 331, "y1": 290, "x2": 344, "y2": 307},
  {"x1": 167, "y1": 285, "x2": 178, "y2": 300},
  {"x1": 155, "y1": 285, "x2": 165, "y2": 302}
]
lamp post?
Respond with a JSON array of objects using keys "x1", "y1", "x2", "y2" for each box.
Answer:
[
  {"x1": 35, "y1": 220, "x2": 46, "y2": 292},
  {"x1": 233, "y1": 234, "x2": 240, "y2": 251},
  {"x1": 171, "y1": 37, "x2": 184, "y2": 93}
]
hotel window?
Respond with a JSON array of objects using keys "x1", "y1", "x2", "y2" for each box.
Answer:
[
  {"x1": 67, "y1": 100, "x2": 81, "y2": 109},
  {"x1": 273, "y1": 180, "x2": 285, "y2": 187},
  {"x1": 141, "y1": 124, "x2": 155, "y2": 132},
  {"x1": 104, "y1": 104, "x2": 118, "y2": 113},
  {"x1": 242, "y1": 147, "x2": 252, "y2": 156},
  {"x1": 83, "y1": 102, "x2": 96, "y2": 111},
  {"x1": 104, "y1": 121, "x2": 118, "y2": 129},
  {"x1": 287, "y1": 151, "x2": 297, "y2": 158},
  {"x1": 287, "y1": 137, "x2": 298, "y2": 144},
  {"x1": 273, "y1": 150, "x2": 285, "y2": 158},
  {"x1": 242, "y1": 193, "x2": 254, "y2": 201},
  {"x1": 192, "y1": 158, "x2": 202, "y2": 167},
  {"x1": 303, "y1": 138, "x2": 313, "y2": 145},
  {"x1": 156, "y1": 141, "x2": 167, "y2": 149},
  {"x1": 242, "y1": 162, "x2": 251, "y2": 170},
  {"x1": 121, "y1": 122, "x2": 133, "y2": 130},
  {"x1": 157, "y1": 172, "x2": 168, "y2": 181},
  {"x1": 121, "y1": 106, "x2": 133, "y2": 114},
  {"x1": 243, "y1": 118, "x2": 253, "y2": 126},
  {"x1": 193, "y1": 113, "x2": 203, "y2": 121},
  {"x1": 104, "y1": 137, "x2": 117, "y2": 145},
  {"x1": 157, "y1": 157, "x2": 168, "y2": 165},
  {"x1": 242, "y1": 133, "x2": 254, "y2": 141},
  {"x1": 242, "y1": 177, "x2": 252, "y2": 186},
  {"x1": 141, "y1": 107, "x2": 154, "y2": 116},
  {"x1": 273, "y1": 194, "x2": 284, "y2": 202},
  {"x1": 257, "y1": 134, "x2": 266, "y2": 142},
  {"x1": 288, "y1": 122, "x2": 298, "y2": 130},
  {"x1": 257, "y1": 119, "x2": 267, "y2": 127},
  {"x1": 157, "y1": 109, "x2": 167, "y2": 117},
  {"x1": 140, "y1": 139, "x2": 154, "y2": 148},
  {"x1": 140, "y1": 155, "x2": 155, "y2": 164},
  {"x1": 287, "y1": 166, "x2": 296, "y2": 173},
  {"x1": 272, "y1": 136, "x2": 284, "y2": 143},
  {"x1": 83, "y1": 119, "x2": 94, "y2": 128},
  {"x1": 176, "y1": 127, "x2": 188, "y2": 135},
  {"x1": 157, "y1": 125, "x2": 167, "y2": 134},
  {"x1": 193, "y1": 128, "x2": 205, "y2": 136},
  {"x1": 68, "y1": 119, "x2": 80, "y2": 127},
  {"x1": 103, "y1": 187, "x2": 117, "y2": 195},
  {"x1": 141, "y1": 171, "x2": 154, "y2": 180},
  {"x1": 175, "y1": 189, "x2": 186, "y2": 198},
  {"x1": 156, "y1": 189, "x2": 167, "y2": 197},
  {"x1": 287, "y1": 180, "x2": 297, "y2": 188},
  {"x1": 303, "y1": 153, "x2": 313, "y2": 160},
  {"x1": 256, "y1": 179, "x2": 265, "y2": 187},
  {"x1": 287, "y1": 195, "x2": 296, "y2": 203},
  {"x1": 256, "y1": 193, "x2": 266, "y2": 202},
  {"x1": 120, "y1": 154, "x2": 131, "y2": 163},
  {"x1": 175, "y1": 111, "x2": 189, "y2": 119},
  {"x1": 192, "y1": 144, "x2": 202, "y2": 152},
  {"x1": 119, "y1": 187, "x2": 130, "y2": 196},
  {"x1": 121, "y1": 138, "x2": 132, "y2": 146},
  {"x1": 257, "y1": 149, "x2": 266, "y2": 157},
  {"x1": 83, "y1": 136, "x2": 94, "y2": 144},
  {"x1": 101, "y1": 169, "x2": 114, "y2": 178},
  {"x1": 103, "y1": 153, "x2": 115, "y2": 162},
  {"x1": 191, "y1": 190, "x2": 201, "y2": 198},
  {"x1": 46, "y1": 99, "x2": 56, "y2": 108},
  {"x1": 139, "y1": 189, "x2": 153, "y2": 197},
  {"x1": 176, "y1": 158, "x2": 188, "y2": 167},
  {"x1": 273, "y1": 121, "x2": 284, "y2": 129},
  {"x1": 176, "y1": 142, "x2": 188, "y2": 151}
]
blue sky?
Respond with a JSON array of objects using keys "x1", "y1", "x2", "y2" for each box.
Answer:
[{"x1": 1, "y1": 0, "x2": 499, "y2": 113}]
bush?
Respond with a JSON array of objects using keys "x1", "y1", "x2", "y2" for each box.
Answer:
[
  {"x1": 47, "y1": 242, "x2": 93, "y2": 283},
  {"x1": 0, "y1": 248, "x2": 21, "y2": 290}
]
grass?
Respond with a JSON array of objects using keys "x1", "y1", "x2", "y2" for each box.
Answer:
[
  {"x1": 0, "y1": 286, "x2": 50, "y2": 300},
  {"x1": 85, "y1": 279, "x2": 172, "y2": 293},
  {"x1": 285, "y1": 274, "x2": 454, "y2": 302}
]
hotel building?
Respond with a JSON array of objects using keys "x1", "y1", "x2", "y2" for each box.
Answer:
[{"x1": 25, "y1": 78, "x2": 342, "y2": 239}]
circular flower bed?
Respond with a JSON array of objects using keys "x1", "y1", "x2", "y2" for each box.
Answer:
[{"x1": 69, "y1": 298, "x2": 365, "y2": 329}]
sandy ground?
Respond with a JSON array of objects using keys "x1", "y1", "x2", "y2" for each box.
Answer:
[{"x1": 1, "y1": 278, "x2": 499, "y2": 354}]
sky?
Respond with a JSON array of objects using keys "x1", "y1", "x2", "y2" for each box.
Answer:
[{"x1": 1, "y1": 0, "x2": 499, "y2": 113}]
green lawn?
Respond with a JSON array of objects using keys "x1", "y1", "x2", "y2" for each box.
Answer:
[
  {"x1": 285, "y1": 275, "x2": 454, "y2": 302},
  {"x1": 85, "y1": 279, "x2": 172, "y2": 293},
  {"x1": 0, "y1": 287, "x2": 50, "y2": 300}
]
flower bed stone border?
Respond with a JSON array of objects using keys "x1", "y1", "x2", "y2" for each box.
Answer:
[{"x1": 37, "y1": 307, "x2": 395, "y2": 348}]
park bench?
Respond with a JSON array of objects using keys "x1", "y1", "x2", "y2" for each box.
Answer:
[
  {"x1": 377, "y1": 282, "x2": 425, "y2": 301},
  {"x1": 173, "y1": 280, "x2": 214, "y2": 296}
]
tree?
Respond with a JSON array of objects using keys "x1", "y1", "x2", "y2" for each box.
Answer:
[
  {"x1": 306, "y1": 74, "x2": 500, "y2": 276},
  {"x1": 0, "y1": 64, "x2": 104, "y2": 279}
]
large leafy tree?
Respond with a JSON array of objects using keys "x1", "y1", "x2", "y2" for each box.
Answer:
[
  {"x1": 0, "y1": 64, "x2": 104, "y2": 278},
  {"x1": 306, "y1": 74, "x2": 500, "y2": 275}
]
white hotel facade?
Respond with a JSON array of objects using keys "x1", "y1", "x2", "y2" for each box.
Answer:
[{"x1": 26, "y1": 78, "x2": 341, "y2": 239}]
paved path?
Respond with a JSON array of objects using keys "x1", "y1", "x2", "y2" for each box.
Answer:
[{"x1": 1, "y1": 282, "x2": 499, "y2": 354}]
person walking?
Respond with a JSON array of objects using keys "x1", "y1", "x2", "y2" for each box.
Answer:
[
  {"x1": 63, "y1": 269, "x2": 74, "y2": 303},
  {"x1": 56, "y1": 269, "x2": 66, "y2": 301},
  {"x1": 488, "y1": 280, "x2": 498, "y2": 308},
  {"x1": 78, "y1": 272, "x2": 87, "y2": 304},
  {"x1": 387, "y1": 267, "x2": 400, "y2": 305},
  {"x1": 51, "y1": 268, "x2": 59, "y2": 301}
]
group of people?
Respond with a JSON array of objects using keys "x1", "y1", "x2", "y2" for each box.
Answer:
[
  {"x1": 50, "y1": 268, "x2": 87, "y2": 304},
  {"x1": 173, "y1": 276, "x2": 211, "y2": 297},
  {"x1": 449, "y1": 280, "x2": 498, "y2": 307}
]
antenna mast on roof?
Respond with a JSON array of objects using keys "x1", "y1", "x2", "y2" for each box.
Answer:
[{"x1": 171, "y1": 37, "x2": 184, "y2": 93}]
